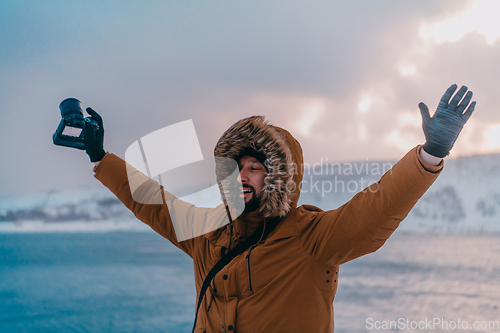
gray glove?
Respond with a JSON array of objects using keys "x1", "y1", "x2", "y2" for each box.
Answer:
[{"x1": 419, "y1": 84, "x2": 476, "y2": 158}]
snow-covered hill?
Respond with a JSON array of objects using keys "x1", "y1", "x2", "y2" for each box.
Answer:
[
  {"x1": 0, "y1": 187, "x2": 144, "y2": 232},
  {"x1": 1, "y1": 152, "x2": 499, "y2": 233},
  {"x1": 298, "y1": 152, "x2": 500, "y2": 233}
]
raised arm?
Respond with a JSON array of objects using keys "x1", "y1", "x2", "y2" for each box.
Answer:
[
  {"x1": 297, "y1": 84, "x2": 476, "y2": 265},
  {"x1": 82, "y1": 108, "x2": 227, "y2": 257},
  {"x1": 296, "y1": 144, "x2": 442, "y2": 265}
]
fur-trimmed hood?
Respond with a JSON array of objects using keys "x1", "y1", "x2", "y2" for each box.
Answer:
[{"x1": 214, "y1": 116, "x2": 304, "y2": 219}]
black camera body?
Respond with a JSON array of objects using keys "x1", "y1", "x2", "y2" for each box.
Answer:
[{"x1": 52, "y1": 98, "x2": 99, "y2": 150}]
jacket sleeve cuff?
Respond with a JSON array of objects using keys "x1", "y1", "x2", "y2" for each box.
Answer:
[
  {"x1": 416, "y1": 145, "x2": 444, "y2": 174},
  {"x1": 92, "y1": 152, "x2": 111, "y2": 174},
  {"x1": 395, "y1": 145, "x2": 443, "y2": 191}
]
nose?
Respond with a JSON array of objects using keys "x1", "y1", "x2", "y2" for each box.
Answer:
[{"x1": 237, "y1": 169, "x2": 248, "y2": 183}]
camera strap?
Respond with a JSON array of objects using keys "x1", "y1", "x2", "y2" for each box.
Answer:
[{"x1": 191, "y1": 217, "x2": 281, "y2": 333}]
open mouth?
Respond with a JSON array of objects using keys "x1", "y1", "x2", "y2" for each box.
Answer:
[{"x1": 240, "y1": 187, "x2": 254, "y2": 198}]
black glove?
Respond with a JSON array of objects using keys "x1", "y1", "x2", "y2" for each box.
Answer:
[
  {"x1": 84, "y1": 107, "x2": 106, "y2": 162},
  {"x1": 419, "y1": 84, "x2": 476, "y2": 158}
]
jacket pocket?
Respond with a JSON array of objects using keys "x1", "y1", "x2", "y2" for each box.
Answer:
[{"x1": 311, "y1": 260, "x2": 339, "y2": 293}]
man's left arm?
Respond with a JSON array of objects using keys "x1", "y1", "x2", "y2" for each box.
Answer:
[
  {"x1": 297, "y1": 84, "x2": 476, "y2": 265},
  {"x1": 297, "y1": 145, "x2": 443, "y2": 265}
]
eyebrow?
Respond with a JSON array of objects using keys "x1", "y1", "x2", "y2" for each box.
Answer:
[
  {"x1": 239, "y1": 160, "x2": 263, "y2": 168},
  {"x1": 249, "y1": 159, "x2": 266, "y2": 167},
  {"x1": 238, "y1": 157, "x2": 264, "y2": 168}
]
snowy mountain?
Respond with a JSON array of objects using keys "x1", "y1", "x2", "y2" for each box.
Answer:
[
  {"x1": 0, "y1": 187, "x2": 144, "y2": 232},
  {"x1": 298, "y1": 152, "x2": 500, "y2": 233},
  {"x1": 1, "y1": 152, "x2": 499, "y2": 233}
]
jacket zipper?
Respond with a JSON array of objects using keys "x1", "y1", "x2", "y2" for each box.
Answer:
[
  {"x1": 246, "y1": 219, "x2": 267, "y2": 293},
  {"x1": 246, "y1": 249, "x2": 254, "y2": 292}
]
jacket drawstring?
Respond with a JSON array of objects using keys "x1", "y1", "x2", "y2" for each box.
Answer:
[
  {"x1": 228, "y1": 222, "x2": 233, "y2": 251},
  {"x1": 223, "y1": 203, "x2": 234, "y2": 251},
  {"x1": 206, "y1": 280, "x2": 217, "y2": 313},
  {"x1": 208, "y1": 204, "x2": 234, "y2": 314},
  {"x1": 246, "y1": 219, "x2": 267, "y2": 292}
]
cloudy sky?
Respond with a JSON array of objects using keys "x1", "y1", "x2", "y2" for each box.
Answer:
[{"x1": 1, "y1": 0, "x2": 499, "y2": 198}]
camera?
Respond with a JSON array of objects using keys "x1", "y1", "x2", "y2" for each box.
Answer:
[{"x1": 52, "y1": 98, "x2": 99, "y2": 150}]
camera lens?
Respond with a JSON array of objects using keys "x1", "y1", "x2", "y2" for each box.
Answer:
[{"x1": 59, "y1": 98, "x2": 83, "y2": 117}]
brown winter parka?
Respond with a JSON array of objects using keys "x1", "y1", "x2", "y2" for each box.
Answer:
[{"x1": 93, "y1": 116, "x2": 443, "y2": 332}]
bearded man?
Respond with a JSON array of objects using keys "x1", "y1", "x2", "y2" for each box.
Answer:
[{"x1": 78, "y1": 84, "x2": 475, "y2": 332}]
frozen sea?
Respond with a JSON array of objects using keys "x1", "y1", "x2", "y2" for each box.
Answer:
[{"x1": 1, "y1": 231, "x2": 499, "y2": 333}]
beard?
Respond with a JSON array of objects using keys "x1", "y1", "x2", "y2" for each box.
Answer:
[{"x1": 243, "y1": 185, "x2": 261, "y2": 213}]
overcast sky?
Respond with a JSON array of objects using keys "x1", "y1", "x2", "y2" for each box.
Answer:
[{"x1": 1, "y1": 0, "x2": 499, "y2": 199}]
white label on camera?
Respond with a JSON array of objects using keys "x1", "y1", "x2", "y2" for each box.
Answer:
[{"x1": 62, "y1": 126, "x2": 83, "y2": 137}]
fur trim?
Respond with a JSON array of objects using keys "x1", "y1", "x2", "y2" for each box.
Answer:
[{"x1": 214, "y1": 116, "x2": 294, "y2": 219}]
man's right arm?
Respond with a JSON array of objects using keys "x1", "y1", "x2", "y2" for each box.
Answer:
[
  {"x1": 85, "y1": 107, "x2": 232, "y2": 256},
  {"x1": 93, "y1": 152, "x2": 198, "y2": 256},
  {"x1": 93, "y1": 152, "x2": 231, "y2": 257},
  {"x1": 83, "y1": 107, "x2": 197, "y2": 255}
]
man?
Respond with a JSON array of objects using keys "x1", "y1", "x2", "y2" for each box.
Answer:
[{"x1": 80, "y1": 84, "x2": 475, "y2": 332}]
